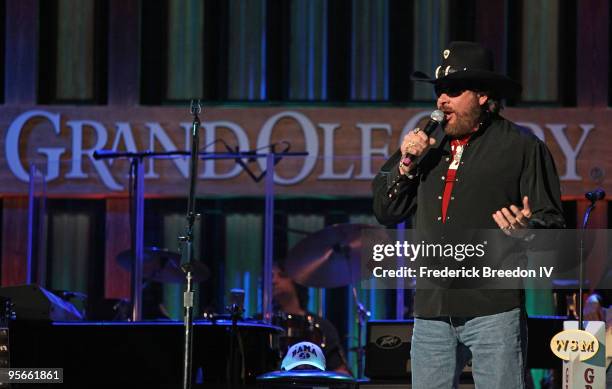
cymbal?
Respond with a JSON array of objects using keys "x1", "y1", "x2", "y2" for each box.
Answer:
[
  {"x1": 117, "y1": 246, "x2": 209, "y2": 283},
  {"x1": 52, "y1": 290, "x2": 88, "y2": 301},
  {"x1": 285, "y1": 224, "x2": 386, "y2": 288}
]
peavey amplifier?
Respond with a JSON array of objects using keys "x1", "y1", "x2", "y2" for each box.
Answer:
[{"x1": 365, "y1": 320, "x2": 413, "y2": 379}]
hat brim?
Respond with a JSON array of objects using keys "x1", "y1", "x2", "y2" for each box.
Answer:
[
  {"x1": 411, "y1": 70, "x2": 522, "y2": 98},
  {"x1": 282, "y1": 360, "x2": 325, "y2": 371}
]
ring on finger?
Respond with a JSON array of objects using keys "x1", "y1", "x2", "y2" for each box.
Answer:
[{"x1": 413, "y1": 128, "x2": 421, "y2": 134}]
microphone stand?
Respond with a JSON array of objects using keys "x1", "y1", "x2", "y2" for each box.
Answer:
[
  {"x1": 179, "y1": 100, "x2": 202, "y2": 389},
  {"x1": 226, "y1": 299, "x2": 244, "y2": 387},
  {"x1": 578, "y1": 199, "x2": 597, "y2": 331},
  {"x1": 351, "y1": 286, "x2": 370, "y2": 379}
]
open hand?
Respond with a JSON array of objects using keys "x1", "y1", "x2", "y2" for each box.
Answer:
[{"x1": 492, "y1": 196, "x2": 532, "y2": 237}]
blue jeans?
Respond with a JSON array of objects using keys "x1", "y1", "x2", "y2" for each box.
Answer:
[{"x1": 411, "y1": 308, "x2": 527, "y2": 389}]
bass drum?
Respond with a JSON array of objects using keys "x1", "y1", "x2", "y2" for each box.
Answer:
[{"x1": 272, "y1": 312, "x2": 326, "y2": 355}]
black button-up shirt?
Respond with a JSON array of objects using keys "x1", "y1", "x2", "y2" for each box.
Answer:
[{"x1": 372, "y1": 115, "x2": 565, "y2": 317}]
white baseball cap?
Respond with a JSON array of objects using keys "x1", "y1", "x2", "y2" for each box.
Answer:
[{"x1": 281, "y1": 341, "x2": 326, "y2": 371}]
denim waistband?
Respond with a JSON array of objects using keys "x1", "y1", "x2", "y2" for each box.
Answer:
[{"x1": 420, "y1": 316, "x2": 475, "y2": 327}]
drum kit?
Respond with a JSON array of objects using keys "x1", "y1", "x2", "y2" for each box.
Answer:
[
  {"x1": 114, "y1": 223, "x2": 385, "y2": 385},
  {"x1": 285, "y1": 224, "x2": 392, "y2": 371},
  {"x1": 264, "y1": 223, "x2": 388, "y2": 387}
]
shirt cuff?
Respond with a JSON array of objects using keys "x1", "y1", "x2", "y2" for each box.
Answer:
[{"x1": 385, "y1": 162, "x2": 417, "y2": 199}]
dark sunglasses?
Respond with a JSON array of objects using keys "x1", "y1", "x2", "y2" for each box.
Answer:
[{"x1": 434, "y1": 85, "x2": 465, "y2": 98}]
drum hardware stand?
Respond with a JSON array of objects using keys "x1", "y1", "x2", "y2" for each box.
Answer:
[
  {"x1": 263, "y1": 149, "x2": 278, "y2": 325},
  {"x1": 352, "y1": 286, "x2": 370, "y2": 379},
  {"x1": 227, "y1": 143, "x2": 307, "y2": 324},
  {"x1": 578, "y1": 188, "x2": 605, "y2": 330},
  {"x1": 26, "y1": 164, "x2": 47, "y2": 287},
  {"x1": 92, "y1": 151, "x2": 146, "y2": 321},
  {"x1": 226, "y1": 288, "x2": 245, "y2": 387},
  {"x1": 226, "y1": 141, "x2": 296, "y2": 325},
  {"x1": 228, "y1": 288, "x2": 245, "y2": 324},
  {"x1": 129, "y1": 157, "x2": 145, "y2": 322}
]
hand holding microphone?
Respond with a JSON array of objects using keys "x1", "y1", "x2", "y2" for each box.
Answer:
[{"x1": 399, "y1": 110, "x2": 445, "y2": 174}]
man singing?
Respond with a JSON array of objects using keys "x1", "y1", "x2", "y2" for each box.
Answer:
[{"x1": 372, "y1": 42, "x2": 565, "y2": 388}]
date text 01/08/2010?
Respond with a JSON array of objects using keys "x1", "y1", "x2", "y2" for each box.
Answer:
[{"x1": 0, "y1": 368, "x2": 63, "y2": 383}]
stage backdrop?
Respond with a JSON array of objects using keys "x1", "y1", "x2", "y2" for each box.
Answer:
[{"x1": 0, "y1": 106, "x2": 608, "y2": 198}]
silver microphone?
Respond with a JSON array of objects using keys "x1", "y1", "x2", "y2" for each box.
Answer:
[{"x1": 401, "y1": 109, "x2": 445, "y2": 167}]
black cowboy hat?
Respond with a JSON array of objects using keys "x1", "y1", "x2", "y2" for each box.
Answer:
[{"x1": 411, "y1": 41, "x2": 522, "y2": 98}]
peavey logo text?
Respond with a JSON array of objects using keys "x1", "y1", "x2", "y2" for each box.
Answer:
[{"x1": 375, "y1": 335, "x2": 402, "y2": 349}]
